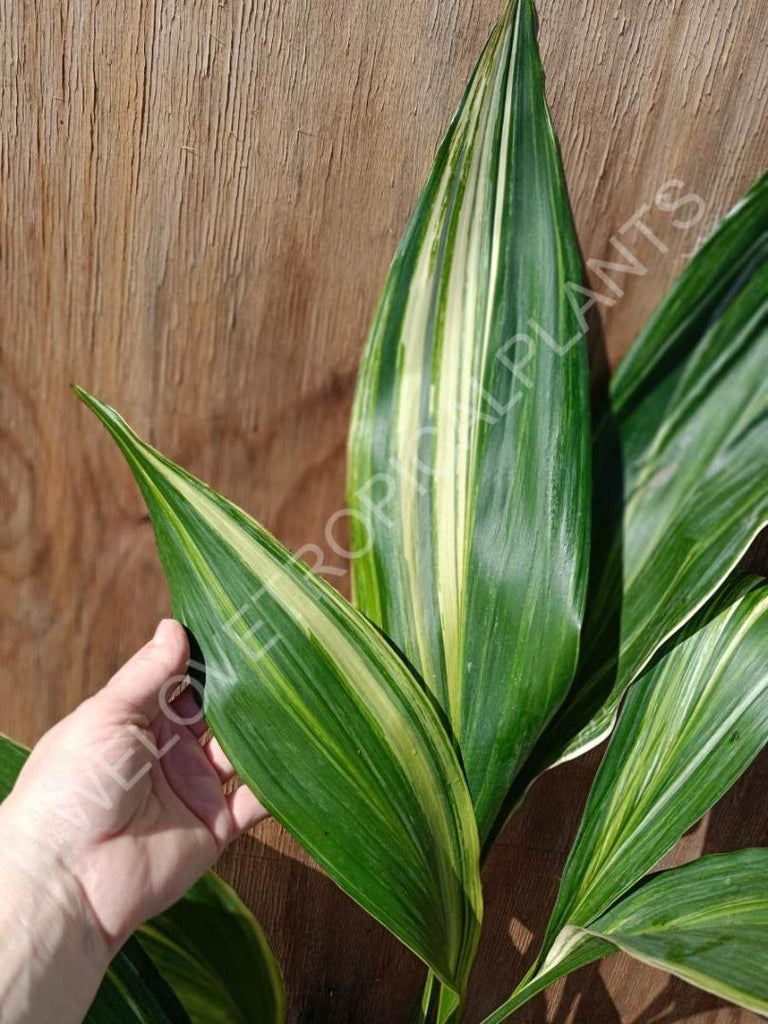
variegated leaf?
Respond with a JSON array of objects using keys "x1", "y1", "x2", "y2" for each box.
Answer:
[
  {"x1": 137, "y1": 871, "x2": 285, "y2": 1024},
  {"x1": 484, "y1": 851, "x2": 768, "y2": 1023},
  {"x1": 485, "y1": 575, "x2": 768, "y2": 1021},
  {"x1": 347, "y1": 0, "x2": 590, "y2": 844},
  {"x1": 0, "y1": 734, "x2": 27, "y2": 798},
  {"x1": 586, "y1": 850, "x2": 768, "y2": 1018},
  {"x1": 543, "y1": 575, "x2": 768, "y2": 945},
  {"x1": 527, "y1": 170, "x2": 768, "y2": 773},
  {"x1": 87, "y1": 939, "x2": 190, "y2": 1024},
  {"x1": 76, "y1": 389, "x2": 482, "y2": 1007}
]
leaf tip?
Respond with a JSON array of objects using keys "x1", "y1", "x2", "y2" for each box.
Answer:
[
  {"x1": 72, "y1": 383, "x2": 104, "y2": 415},
  {"x1": 71, "y1": 387, "x2": 152, "y2": 486},
  {"x1": 72, "y1": 385, "x2": 131, "y2": 438}
]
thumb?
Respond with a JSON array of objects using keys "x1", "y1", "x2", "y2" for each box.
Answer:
[{"x1": 102, "y1": 619, "x2": 190, "y2": 721}]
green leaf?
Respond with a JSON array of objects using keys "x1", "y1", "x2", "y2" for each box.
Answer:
[
  {"x1": 347, "y1": 0, "x2": 590, "y2": 844},
  {"x1": 0, "y1": 734, "x2": 28, "y2": 798},
  {"x1": 75, "y1": 388, "x2": 483, "y2": 1006},
  {"x1": 480, "y1": 937, "x2": 611, "y2": 1024},
  {"x1": 543, "y1": 574, "x2": 768, "y2": 945},
  {"x1": 137, "y1": 872, "x2": 285, "y2": 1024},
  {"x1": 483, "y1": 851, "x2": 768, "y2": 1023},
  {"x1": 585, "y1": 850, "x2": 768, "y2": 1018},
  {"x1": 87, "y1": 938, "x2": 190, "y2": 1024},
  {"x1": 485, "y1": 574, "x2": 768, "y2": 1021},
  {"x1": 528, "y1": 170, "x2": 768, "y2": 772},
  {"x1": 0, "y1": 736, "x2": 189, "y2": 1023}
]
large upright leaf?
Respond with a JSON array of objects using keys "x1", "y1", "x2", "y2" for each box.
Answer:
[
  {"x1": 527, "y1": 171, "x2": 768, "y2": 772},
  {"x1": 485, "y1": 574, "x2": 768, "y2": 1021},
  {"x1": 483, "y1": 851, "x2": 768, "y2": 1023},
  {"x1": 347, "y1": 0, "x2": 590, "y2": 843},
  {"x1": 137, "y1": 872, "x2": 285, "y2": 1024},
  {"x1": 76, "y1": 389, "x2": 482, "y2": 1006}
]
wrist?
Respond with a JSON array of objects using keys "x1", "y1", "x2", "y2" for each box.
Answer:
[
  {"x1": 0, "y1": 797, "x2": 112, "y2": 1022},
  {"x1": 0, "y1": 791, "x2": 112, "y2": 957}
]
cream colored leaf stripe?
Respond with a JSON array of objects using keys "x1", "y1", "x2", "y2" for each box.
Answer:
[
  {"x1": 348, "y1": 0, "x2": 590, "y2": 843},
  {"x1": 76, "y1": 388, "x2": 482, "y2": 1002}
]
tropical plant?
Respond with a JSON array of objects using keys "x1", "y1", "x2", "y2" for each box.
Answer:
[{"x1": 2, "y1": 0, "x2": 766, "y2": 1019}]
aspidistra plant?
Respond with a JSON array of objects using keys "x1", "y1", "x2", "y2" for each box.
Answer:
[{"x1": 5, "y1": 0, "x2": 765, "y2": 1019}]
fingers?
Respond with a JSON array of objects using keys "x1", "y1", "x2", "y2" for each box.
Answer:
[
  {"x1": 161, "y1": 669, "x2": 238, "y2": 783},
  {"x1": 103, "y1": 619, "x2": 190, "y2": 721},
  {"x1": 227, "y1": 784, "x2": 268, "y2": 836},
  {"x1": 157, "y1": 668, "x2": 247, "y2": 790},
  {"x1": 100, "y1": 618, "x2": 269, "y2": 845},
  {"x1": 166, "y1": 694, "x2": 237, "y2": 788},
  {"x1": 168, "y1": 685, "x2": 208, "y2": 739},
  {"x1": 203, "y1": 735, "x2": 237, "y2": 783}
]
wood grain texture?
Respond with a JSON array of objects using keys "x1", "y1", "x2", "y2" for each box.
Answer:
[{"x1": 1, "y1": 0, "x2": 766, "y2": 1021}]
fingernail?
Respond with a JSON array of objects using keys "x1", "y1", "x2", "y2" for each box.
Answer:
[{"x1": 151, "y1": 619, "x2": 172, "y2": 646}]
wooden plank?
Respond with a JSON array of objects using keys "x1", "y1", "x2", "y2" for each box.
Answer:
[{"x1": 1, "y1": 1, "x2": 766, "y2": 1020}]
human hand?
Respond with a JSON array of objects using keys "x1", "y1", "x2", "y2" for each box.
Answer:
[{"x1": 0, "y1": 619, "x2": 266, "y2": 1022}]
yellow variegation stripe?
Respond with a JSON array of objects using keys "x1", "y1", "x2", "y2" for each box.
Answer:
[
  {"x1": 137, "y1": 872, "x2": 286, "y2": 1024},
  {"x1": 484, "y1": 851, "x2": 768, "y2": 1024},
  {"x1": 76, "y1": 389, "x2": 482, "y2": 1005},
  {"x1": 523, "y1": 170, "x2": 768, "y2": 777},
  {"x1": 348, "y1": 0, "x2": 591, "y2": 845},
  {"x1": 484, "y1": 576, "x2": 768, "y2": 1022}
]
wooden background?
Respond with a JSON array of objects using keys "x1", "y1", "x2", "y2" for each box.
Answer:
[{"x1": 2, "y1": 0, "x2": 766, "y2": 1020}]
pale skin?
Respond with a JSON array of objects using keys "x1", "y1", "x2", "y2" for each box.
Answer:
[{"x1": 0, "y1": 619, "x2": 267, "y2": 1023}]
